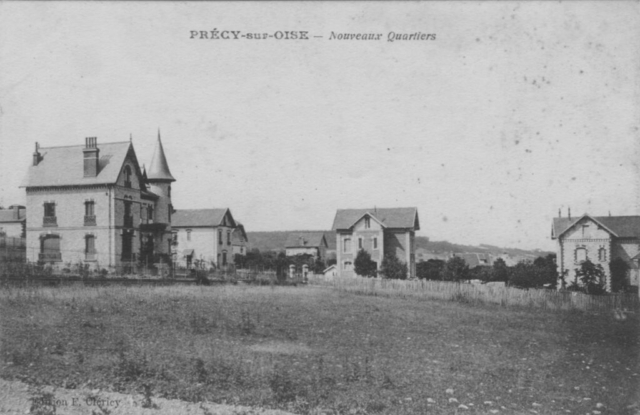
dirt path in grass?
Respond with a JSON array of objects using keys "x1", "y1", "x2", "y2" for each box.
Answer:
[{"x1": 0, "y1": 378, "x2": 296, "y2": 415}]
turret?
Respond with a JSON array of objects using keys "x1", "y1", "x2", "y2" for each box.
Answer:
[{"x1": 146, "y1": 130, "x2": 175, "y2": 226}]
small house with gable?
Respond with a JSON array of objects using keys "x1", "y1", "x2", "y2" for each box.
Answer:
[
  {"x1": 552, "y1": 213, "x2": 640, "y2": 291},
  {"x1": 172, "y1": 208, "x2": 242, "y2": 269},
  {"x1": 332, "y1": 207, "x2": 420, "y2": 278}
]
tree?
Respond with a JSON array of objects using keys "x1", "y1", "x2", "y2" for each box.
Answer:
[
  {"x1": 609, "y1": 257, "x2": 629, "y2": 293},
  {"x1": 492, "y1": 258, "x2": 509, "y2": 282},
  {"x1": 380, "y1": 253, "x2": 408, "y2": 280},
  {"x1": 575, "y1": 259, "x2": 606, "y2": 295},
  {"x1": 442, "y1": 256, "x2": 469, "y2": 282},
  {"x1": 354, "y1": 249, "x2": 378, "y2": 278},
  {"x1": 533, "y1": 254, "x2": 558, "y2": 288},
  {"x1": 416, "y1": 259, "x2": 445, "y2": 280}
]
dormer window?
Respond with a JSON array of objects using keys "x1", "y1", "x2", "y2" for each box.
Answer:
[
  {"x1": 364, "y1": 217, "x2": 371, "y2": 229},
  {"x1": 124, "y1": 165, "x2": 132, "y2": 188}
]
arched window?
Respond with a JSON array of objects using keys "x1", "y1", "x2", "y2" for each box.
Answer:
[
  {"x1": 598, "y1": 247, "x2": 607, "y2": 262},
  {"x1": 575, "y1": 247, "x2": 587, "y2": 264}
]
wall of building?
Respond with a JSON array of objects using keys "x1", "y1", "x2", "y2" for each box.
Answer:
[
  {"x1": 25, "y1": 186, "x2": 115, "y2": 269},
  {"x1": 0, "y1": 222, "x2": 24, "y2": 238},
  {"x1": 173, "y1": 225, "x2": 235, "y2": 268},
  {"x1": 556, "y1": 218, "x2": 613, "y2": 290},
  {"x1": 174, "y1": 227, "x2": 215, "y2": 267}
]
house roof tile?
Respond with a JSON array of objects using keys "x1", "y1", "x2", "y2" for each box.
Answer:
[
  {"x1": 285, "y1": 232, "x2": 327, "y2": 248},
  {"x1": 22, "y1": 141, "x2": 133, "y2": 188},
  {"x1": 147, "y1": 132, "x2": 175, "y2": 182},
  {"x1": 552, "y1": 215, "x2": 640, "y2": 239},
  {"x1": 332, "y1": 207, "x2": 419, "y2": 230},
  {"x1": 172, "y1": 209, "x2": 234, "y2": 228}
]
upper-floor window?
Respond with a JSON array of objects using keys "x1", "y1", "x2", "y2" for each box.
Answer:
[
  {"x1": 373, "y1": 237, "x2": 378, "y2": 250},
  {"x1": 598, "y1": 247, "x2": 607, "y2": 262},
  {"x1": 124, "y1": 166, "x2": 132, "y2": 188},
  {"x1": 358, "y1": 237, "x2": 363, "y2": 249},
  {"x1": 84, "y1": 201, "x2": 96, "y2": 226},
  {"x1": 168, "y1": 185, "x2": 171, "y2": 199},
  {"x1": 343, "y1": 238, "x2": 351, "y2": 253},
  {"x1": 575, "y1": 247, "x2": 587, "y2": 264},
  {"x1": 148, "y1": 206, "x2": 154, "y2": 221},
  {"x1": 44, "y1": 202, "x2": 55, "y2": 217},
  {"x1": 218, "y1": 229, "x2": 223, "y2": 245},
  {"x1": 364, "y1": 217, "x2": 370, "y2": 229},
  {"x1": 85, "y1": 201, "x2": 95, "y2": 216},
  {"x1": 168, "y1": 204, "x2": 172, "y2": 223},
  {"x1": 187, "y1": 229, "x2": 192, "y2": 241},
  {"x1": 227, "y1": 230, "x2": 231, "y2": 245}
]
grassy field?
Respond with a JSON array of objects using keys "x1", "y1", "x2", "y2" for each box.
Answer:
[{"x1": 0, "y1": 284, "x2": 638, "y2": 414}]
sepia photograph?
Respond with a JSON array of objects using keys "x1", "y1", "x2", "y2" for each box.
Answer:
[{"x1": 0, "y1": 1, "x2": 638, "y2": 414}]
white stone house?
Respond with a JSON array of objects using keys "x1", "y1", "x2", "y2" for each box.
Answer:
[
  {"x1": 552, "y1": 213, "x2": 640, "y2": 291},
  {"x1": 22, "y1": 133, "x2": 175, "y2": 270}
]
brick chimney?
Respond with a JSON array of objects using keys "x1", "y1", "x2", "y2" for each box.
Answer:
[
  {"x1": 32, "y1": 142, "x2": 41, "y2": 166},
  {"x1": 83, "y1": 137, "x2": 100, "y2": 177}
]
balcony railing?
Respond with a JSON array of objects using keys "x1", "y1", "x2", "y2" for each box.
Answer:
[
  {"x1": 124, "y1": 216, "x2": 134, "y2": 228},
  {"x1": 84, "y1": 215, "x2": 97, "y2": 226},
  {"x1": 39, "y1": 252, "x2": 62, "y2": 262},
  {"x1": 43, "y1": 216, "x2": 57, "y2": 227},
  {"x1": 85, "y1": 252, "x2": 97, "y2": 261}
]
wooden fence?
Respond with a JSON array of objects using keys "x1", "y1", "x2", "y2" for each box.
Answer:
[{"x1": 307, "y1": 274, "x2": 640, "y2": 313}]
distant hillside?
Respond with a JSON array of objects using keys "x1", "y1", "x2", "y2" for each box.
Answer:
[{"x1": 246, "y1": 231, "x2": 551, "y2": 258}]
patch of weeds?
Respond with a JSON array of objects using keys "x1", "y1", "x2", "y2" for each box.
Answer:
[
  {"x1": 115, "y1": 350, "x2": 153, "y2": 381},
  {"x1": 381, "y1": 372, "x2": 396, "y2": 390},
  {"x1": 190, "y1": 313, "x2": 216, "y2": 334},
  {"x1": 269, "y1": 365, "x2": 299, "y2": 404},
  {"x1": 239, "y1": 311, "x2": 256, "y2": 335},
  {"x1": 29, "y1": 387, "x2": 57, "y2": 415},
  {"x1": 192, "y1": 357, "x2": 208, "y2": 383},
  {"x1": 141, "y1": 383, "x2": 160, "y2": 409}
]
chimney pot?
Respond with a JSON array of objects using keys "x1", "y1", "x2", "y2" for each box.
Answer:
[
  {"x1": 32, "y1": 142, "x2": 41, "y2": 166},
  {"x1": 83, "y1": 137, "x2": 100, "y2": 177}
]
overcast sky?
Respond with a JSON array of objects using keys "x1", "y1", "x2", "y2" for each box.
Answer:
[{"x1": 1, "y1": 2, "x2": 638, "y2": 251}]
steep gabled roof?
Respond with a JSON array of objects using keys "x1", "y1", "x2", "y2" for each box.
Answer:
[
  {"x1": 22, "y1": 141, "x2": 133, "y2": 188},
  {"x1": 232, "y1": 223, "x2": 248, "y2": 244},
  {"x1": 147, "y1": 131, "x2": 175, "y2": 182},
  {"x1": 172, "y1": 208, "x2": 236, "y2": 228},
  {"x1": 285, "y1": 232, "x2": 328, "y2": 248},
  {"x1": 552, "y1": 215, "x2": 640, "y2": 239},
  {"x1": 332, "y1": 207, "x2": 419, "y2": 231}
]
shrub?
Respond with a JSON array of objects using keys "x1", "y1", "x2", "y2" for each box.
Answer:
[
  {"x1": 380, "y1": 253, "x2": 408, "y2": 280},
  {"x1": 442, "y1": 256, "x2": 469, "y2": 282},
  {"x1": 354, "y1": 249, "x2": 377, "y2": 278},
  {"x1": 416, "y1": 259, "x2": 445, "y2": 280}
]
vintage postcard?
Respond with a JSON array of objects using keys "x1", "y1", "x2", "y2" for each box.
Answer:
[{"x1": 0, "y1": 2, "x2": 638, "y2": 415}]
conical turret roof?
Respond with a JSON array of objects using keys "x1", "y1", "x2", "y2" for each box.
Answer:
[{"x1": 147, "y1": 130, "x2": 175, "y2": 182}]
